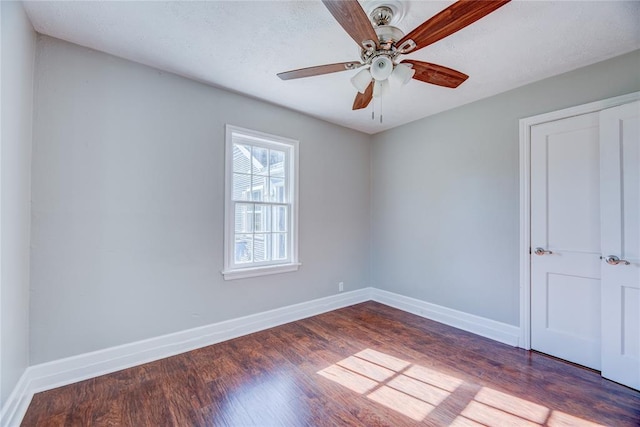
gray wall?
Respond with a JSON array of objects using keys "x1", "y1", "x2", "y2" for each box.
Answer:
[
  {"x1": 371, "y1": 50, "x2": 640, "y2": 326},
  {"x1": 30, "y1": 36, "x2": 371, "y2": 364},
  {"x1": 0, "y1": 1, "x2": 35, "y2": 406}
]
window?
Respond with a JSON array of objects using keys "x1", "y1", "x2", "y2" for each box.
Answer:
[{"x1": 222, "y1": 125, "x2": 299, "y2": 280}]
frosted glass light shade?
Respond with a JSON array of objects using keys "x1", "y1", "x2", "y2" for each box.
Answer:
[
  {"x1": 370, "y1": 56, "x2": 394, "y2": 81},
  {"x1": 372, "y1": 80, "x2": 389, "y2": 98},
  {"x1": 389, "y1": 63, "x2": 415, "y2": 88},
  {"x1": 351, "y1": 68, "x2": 372, "y2": 94}
]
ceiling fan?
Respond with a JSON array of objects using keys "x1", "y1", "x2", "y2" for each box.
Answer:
[{"x1": 277, "y1": 0, "x2": 510, "y2": 111}]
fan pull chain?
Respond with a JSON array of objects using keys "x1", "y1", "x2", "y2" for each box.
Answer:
[
  {"x1": 371, "y1": 97, "x2": 383, "y2": 123},
  {"x1": 370, "y1": 95, "x2": 383, "y2": 123}
]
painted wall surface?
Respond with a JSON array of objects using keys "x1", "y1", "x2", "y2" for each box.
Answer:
[
  {"x1": 0, "y1": 1, "x2": 35, "y2": 406},
  {"x1": 30, "y1": 36, "x2": 371, "y2": 364},
  {"x1": 371, "y1": 50, "x2": 640, "y2": 326}
]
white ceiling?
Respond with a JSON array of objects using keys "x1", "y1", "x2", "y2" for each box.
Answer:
[{"x1": 23, "y1": 1, "x2": 640, "y2": 134}]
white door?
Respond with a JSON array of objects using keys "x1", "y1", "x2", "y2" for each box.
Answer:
[
  {"x1": 530, "y1": 112, "x2": 602, "y2": 370},
  {"x1": 600, "y1": 101, "x2": 640, "y2": 390}
]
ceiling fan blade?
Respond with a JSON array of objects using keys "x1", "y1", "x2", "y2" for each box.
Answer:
[
  {"x1": 352, "y1": 82, "x2": 373, "y2": 110},
  {"x1": 397, "y1": 0, "x2": 510, "y2": 53},
  {"x1": 277, "y1": 62, "x2": 362, "y2": 80},
  {"x1": 402, "y1": 60, "x2": 468, "y2": 88},
  {"x1": 322, "y1": 0, "x2": 379, "y2": 49}
]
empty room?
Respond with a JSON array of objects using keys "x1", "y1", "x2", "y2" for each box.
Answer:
[{"x1": 2, "y1": 0, "x2": 640, "y2": 425}]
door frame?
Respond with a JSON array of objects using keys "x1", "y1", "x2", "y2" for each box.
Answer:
[{"x1": 518, "y1": 91, "x2": 640, "y2": 350}]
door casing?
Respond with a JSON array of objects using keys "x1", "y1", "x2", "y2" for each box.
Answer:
[{"x1": 518, "y1": 91, "x2": 640, "y2": 350}]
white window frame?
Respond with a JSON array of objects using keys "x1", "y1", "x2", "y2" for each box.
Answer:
[{"x1": 222, "y1": 125, "x2": 300, "y2": 280}]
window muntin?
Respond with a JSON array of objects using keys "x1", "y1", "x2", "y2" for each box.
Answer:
[{"x1": 223, "y1": 125, "x2": 299, "y2": 279}]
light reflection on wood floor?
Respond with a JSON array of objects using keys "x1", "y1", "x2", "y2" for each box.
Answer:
[{"x1": 319, "y1": 348, "x2": 603, "y2": 425}]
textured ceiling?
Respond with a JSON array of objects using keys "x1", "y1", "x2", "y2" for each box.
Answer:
[{"x1": 23, "y1": 1, "x2": 640, "y2": 134}]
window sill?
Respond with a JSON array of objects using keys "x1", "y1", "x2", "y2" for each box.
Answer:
[{"x1": 222, "y1": 262, "x2": 301, "y2": 281}]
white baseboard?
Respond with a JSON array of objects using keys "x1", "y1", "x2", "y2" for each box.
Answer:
[
  {"x1": 2, "y1": 287, "x2": 522, "y2": 426},
  {"x1": 0, "y1": 288, "x2": 372, "y2": 427},
  {"x1": 370, "y1": 288, "x2": 520, "y2": 347},
  {"x1": 0, "y1": 371, "x2": 30, "y2": 427}
]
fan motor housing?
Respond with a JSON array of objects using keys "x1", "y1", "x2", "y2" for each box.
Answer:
[
  {"x1": 360, "y1": 2, "x2": 410, "y2": 63},
  {"x1": 375, "y1": 25, "x2": 404, "y2": 49}
]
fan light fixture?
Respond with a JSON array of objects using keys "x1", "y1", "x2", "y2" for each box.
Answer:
[
  {"x1": 388, "y1": 63, "x2": 415, "y2": 89},
  {"x1": 350, "y1": 59, "x2": 414, "y2": 95},
  {"x1": 351, "y1": 68, "x2": 372, "y2": 94},
  {"x1": 372, "y1": 80, "x2": 389, "y2": 98},
  {"x1": 370, "y1": 56, "x2": 393, "y2": 81}
]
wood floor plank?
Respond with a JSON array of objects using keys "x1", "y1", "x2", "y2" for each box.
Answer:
[{"x1": 21, "y1": 301, "x2": 640, "y2": 426}]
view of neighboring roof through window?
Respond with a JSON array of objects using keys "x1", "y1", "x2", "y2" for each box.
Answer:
[{"x1": 222, "y1": 125, "x2": 299, "y2": 280}]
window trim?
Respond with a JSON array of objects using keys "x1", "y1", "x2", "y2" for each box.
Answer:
[{"x1": 222, "y1": 124, "x2": 300, "y2": 280}]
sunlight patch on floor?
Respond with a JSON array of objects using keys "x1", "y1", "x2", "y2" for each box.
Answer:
[
  {"x1": 387, "y1": 374, "x2": 450, "y2": 406},
  {"x1": 547, "y1": 410, "x2": 606, "y2": 426},
  {"x1": 403, "y1": 364, "x2": 464, "y2": 393},
  {"x1": 449, "y1": 415, "x2": 486, "y2": 427},
  {"x1": 317, "y1": 347, "x2": 460, "y2": 421},
  {"x1": 317, "y1": 364, "x2": 378, "y2": 394},
  {"x1": 458, "y1": 400, "x2": 541, "y2": 426},
  {"x1": 317, "y1": 348, "x2": 608, "y2": 426},
  {"x1": 337, "y1": 355, "x2": 396, "y2": 382},
  {"x1": 474, "y1": 387, "x2": 549, "y2": 423},
  {"x1": 355, "y1": 348, "x2": 411, "y2": 371},
  {"x1": 368, "y1": 385, "x2": 435, "y2": 421}
]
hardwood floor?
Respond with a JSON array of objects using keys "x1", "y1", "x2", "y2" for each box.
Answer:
[{"x1": 22, "y1": 302, "x2": 640, "y2": 426}]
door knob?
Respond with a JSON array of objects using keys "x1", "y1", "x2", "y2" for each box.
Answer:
[
  {"x1": 604, "y1": 255, "x2": 630, "y2": 265},
  {"x1": 534, "y1": 247, "x2": 553, "y2": 255}
]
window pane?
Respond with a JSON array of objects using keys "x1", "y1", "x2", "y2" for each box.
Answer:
[
  {"x1": 235, "y1": 203, "x2": 253, "y2": 233},
  {"x1": 273, "y1": 205, "x2": 287, "y2": 232},
  {"x1": 270, "y1": 177, "x2": 285, "y2": 203},
  {"x1": 272, "y1": 233, "x2": 287, "y2": 260},
  {"x1": 233, "y1": 143, "x2": 252, "y2": 173},
  {"x1": 251, "y1": 175, "x2": 268, "y2": 201},
  {"x1": 253, "y1": 234, "x2": 271, "y2": 263},
  {"x1": 254, "y1": 204, "x2": 271, "y2": 232},
  {"x1": 233, "y1": 173, "x2": 251, "y2": 201},
  {"x1": 252, "y1": 146, "x2": 269, "y2": 175},
  {"x1": 270, "y1": 150, "x2": 286, "y2": 177},
  {"x1": 235, "y1": 234, "x2": 253, "y2": 264}
]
